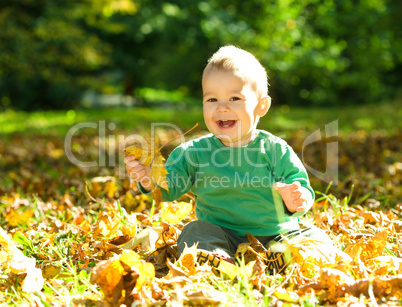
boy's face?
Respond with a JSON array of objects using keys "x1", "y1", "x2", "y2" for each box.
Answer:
[{"x1": 202, "y1": 69, "x2": 269, "y2": 147}]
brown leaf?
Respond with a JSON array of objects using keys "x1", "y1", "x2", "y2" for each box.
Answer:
[
  {"x1": 369, "y1": 256, "x2": 402, "y2": 275},
  {"x1": 250, "y1": 258, "x2": 267, "y2": 291},
  {"x1": 247, "y1": 233, "x2": 267, "y2": 254}
]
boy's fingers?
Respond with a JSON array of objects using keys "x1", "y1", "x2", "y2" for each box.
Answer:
[
  {"x1": 126, "y1": 160, "x2": 140, "y2": 169},
  {"x1": 274, "y1": 182, "x2": 287, "y2": 190},
  {"x1": 124, "y1": 155, "x2": 136, "y2": 164},
  {"x1": 127, "y1": 165, "x2": 145, "y2": 179},
  {"x1": 291, "y1": 191, "x2": 302, "y2": 199},
  {"x1": 294, "y1": 206, "x2": 305, "y2": 212},
  {"x1": 290, "y1": 181, "x2": 301, "y2": 190},
  {"x1": 292, "y1": 197, "x2": 306, "y2": 206}
]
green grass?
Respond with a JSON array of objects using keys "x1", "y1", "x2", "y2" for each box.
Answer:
[{"x1": 1, "y1": 100, "x2": 400, "y2": 137}]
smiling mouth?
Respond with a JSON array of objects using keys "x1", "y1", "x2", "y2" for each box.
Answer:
[{"x1": 217, "y1": 120, "x2": 237, "y2": 128}]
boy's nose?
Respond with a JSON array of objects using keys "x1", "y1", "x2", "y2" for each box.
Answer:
[{"x1": 216, "y1": 102, "x2": 230, "y2": 112}]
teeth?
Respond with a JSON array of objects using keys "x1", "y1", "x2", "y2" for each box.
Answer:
[{"x1": 220, "y1": 120, "x2": 233, "y2": 128}]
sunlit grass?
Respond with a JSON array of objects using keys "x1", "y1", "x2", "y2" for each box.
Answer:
[{"x1": 1, "y1": 99, "x2": 400, "y2": 137}]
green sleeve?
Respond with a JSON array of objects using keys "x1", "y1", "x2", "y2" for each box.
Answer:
[{"x1": 273, "y1": 143, "x2": 315, "y2": 217}]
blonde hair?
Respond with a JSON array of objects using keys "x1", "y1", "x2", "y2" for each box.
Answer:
[{"x1": 202, "y1": 46, "x2": 268, "y2": 100}]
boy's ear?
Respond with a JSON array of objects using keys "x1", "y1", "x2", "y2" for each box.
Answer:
[{"x1": 256, "y1": 96, "x2": 271, "y2": 116}]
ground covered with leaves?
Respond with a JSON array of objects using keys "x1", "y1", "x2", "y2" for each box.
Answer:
[{"x1": 0, "y1": 105, "x2": 401, "y2": 306}]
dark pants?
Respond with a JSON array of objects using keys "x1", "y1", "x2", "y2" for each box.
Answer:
[{"x1": 178, "y1": 220, "x2": 333, "y2": 273}]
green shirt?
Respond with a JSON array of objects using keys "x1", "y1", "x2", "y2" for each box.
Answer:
[{"x1": 142, "y1": 130, "x2": 314, "y2": 236}]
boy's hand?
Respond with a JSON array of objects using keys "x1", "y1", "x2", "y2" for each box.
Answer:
[
  {"x1": 274, "y1": 181, "x2": 307, "y2": 213},
  {"x1": 124, "y1": 155, "x2": 152, "y2": 192}
]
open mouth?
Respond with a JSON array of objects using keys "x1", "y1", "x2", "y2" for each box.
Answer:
[{"x1": 217, "y1": 120, "x2": 237, "y2": 128}]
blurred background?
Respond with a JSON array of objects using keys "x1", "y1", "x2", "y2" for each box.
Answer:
[
  {"x1": 0, "y1": 0, "x2": 401, "y2": 207},
  {"x1": 0, "y1": 0, "x2": 401, "y2": 110}
]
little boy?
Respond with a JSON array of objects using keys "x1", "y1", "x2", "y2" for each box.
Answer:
[{"x1": 125, "y1": 46, "x2": 332, "y2": 272}]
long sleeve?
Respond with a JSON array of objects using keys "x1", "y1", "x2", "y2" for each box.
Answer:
[{"x1": 272, "y1": 143, "x2": 315, "y2": 217}]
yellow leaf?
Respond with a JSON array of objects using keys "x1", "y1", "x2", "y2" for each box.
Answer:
[
  {"x1": 124, "y1": 135, "x2": 169, "y2": 204},
  {"x1": 162, "y1": 202, "x2": 192, "y2": 224},
  {"x1": 105, "y1": 180, "x2": 118, "y2": 198},
  {"x1": 42, "y1": 263, "x2": 62, "y2": 279},
  {"x1": 119, "y1": 251, "x2": 155, "y2": 290},
  {"x1": 89, "y1": 176, "x2": 117, "y2": 198},
  {"x1": 150, "y1": 153, "x2": 169, "y2": 192},
  {"x1": 91, "y1": 250, "x2": 155, "y2": 304},
  {"x1": 288, "y1": 236, "x2": 352, "y2": 277},
  {"x1": 152, "y1": 187, "x2": 163, "y2": 205},
  {"x1": 369, "y1": 256, "x2": 402, "y2": 275},
  {"x1": 344, "y1": 230, "x2": 389, "y2": 263},
  {"x1": 0, "y1": 227, "x2": 44, "y2": 293},
  {"x1": 124, "y1": 135, "x2": 160, "y2": 167},
  {"x1": 274, "y1": 288, "x2": 299, "y2": 302},
  {"x1": 4, "y1": 209, "x2": 34, "y2": 227},
  {"x1": 91, "y1": 255, "x2": 125, "y2": 305}
]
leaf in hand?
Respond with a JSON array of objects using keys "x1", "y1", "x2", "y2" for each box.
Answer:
[
  {"x1": 124, "y1": 135, "x2": 169, "y2": 203},
  {"x1": 124, "y1": 124, "x2": 198, "y2": 204},
  {"x1": 150, "y1": 152, "x2": 169, "y2": 192}
]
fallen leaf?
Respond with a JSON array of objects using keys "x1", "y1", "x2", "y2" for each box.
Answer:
[
  {"x1": 319, "y1": 268, "x2": 355, "y2": 298},
  {"x1": 301, "y1": 274, "x2": 402, "y2": 301},
  {"x1": 0, "y1": 227, "x2": 44, "y2": 293},
  {"x1": 4, "y1": 209, "x2": 34, "y2": 227},
  {"x1": 91, "y1": 250, "x2": 155, "y2": 305},
  {"x1": 90, "y1": 254, "x2": 125, "y2": 305},
  {"x1": 369, "y1": 255, "x2": 402, "y2": 275},
  {"x1": 162, "y1": 202, "x2": 193, "y2": 224},
  {"x1": 178, "y1": 244, "x2": 198, "y2": 275},
  {"x1": 274, "y1": 288, "x2": 299, "y2": 302},
  {"x1": 120, "y1": 228, "x2": 160, "y2": 254},
  {"x1": 41, "y1": 263, "x2": 62, "y2": 279},
  {"x1": 287, "y1": 236, "x2": 352, "y2": 278},
  {"x1": 88, "y1": 176, "x2": 117, "y2": 199},
  {"x1": 120, "y1": 251, "x2": 155, "y2": 291},
  {"x1": 344, "y1": 229, "x2": 389, "y2": 263},
  {"x1": 250, "y1": 258, "x2": 267, "y2": 291},
  {"x1": 186, "y1": 287, "x2": 226, "y2": 305}
]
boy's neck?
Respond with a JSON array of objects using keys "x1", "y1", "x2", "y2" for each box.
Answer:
[{"x1": 218, "y1": 130, "x2": 259, "y2": 148}]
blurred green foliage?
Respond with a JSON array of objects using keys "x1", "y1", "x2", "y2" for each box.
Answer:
[{"x1": 0, "y1": 0, "x2": 401, "y2": 110}]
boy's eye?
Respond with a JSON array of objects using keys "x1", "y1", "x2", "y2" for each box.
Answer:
[
  {"x1": 206, "y1": 98, "x2": 217, "y2": 102},
  {"x1": 230, "y1": 97, "x2": 241, "y2": 101}
]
